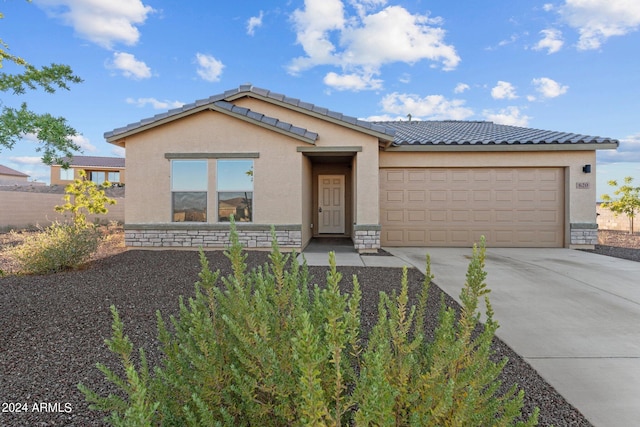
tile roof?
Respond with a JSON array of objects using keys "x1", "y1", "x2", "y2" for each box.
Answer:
[
  {"x1": 0, "y1": 164, "x2": 29, "y2": 177},
  {"x1": 104, "y1": 84, "x2": 392, "y2": 141},
  {"x1": 60, "y1": 156, "x2": 125, "y2": 168},
  {"x1": 376, "y1": 120, "x2": 618, "y2": 146},
  {"x1": 104, "y1": 84, "x2": 618, "y2": 149}
]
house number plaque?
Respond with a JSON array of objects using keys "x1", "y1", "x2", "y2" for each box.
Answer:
[{"x1": 576, "y1": 182, "x2": 590, "y2": 189}]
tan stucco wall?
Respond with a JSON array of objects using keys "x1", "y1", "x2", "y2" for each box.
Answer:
[
  {"x1": 379, "y1": 149, "x2": 598, "y2": 235},
  {"x1": 301, "y1": 155, "x2": 313, "y2": 247},
  {"x1": 51, "y1": 165, "x2": 126, "y2": 186},
  {"x1": 237, "y1": 97, "x2": 381, "y2": 225},
  {"x1": 0, "y1": 191, "x2": 124, "y2": 229},
  {"x1": 124, "y1": 110, "x2": 307, "y2": 225},
  {"x1": 122, "y1": 99, "x2": 382, "y2": 231}
]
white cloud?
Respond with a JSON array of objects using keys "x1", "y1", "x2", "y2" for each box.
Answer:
[
  {"x1": 483, "y1": 106, "x2": 531, "y2": 127},
  {"x1": 195, "y1": 53, "x2": 224, "y2": 82},
  {"x1": 491, "y1": 81, "x2": 518, "y2": 100},
  {"x1": 9, "y1": 156, "x2": 45, "y2": 165},
  {"x1": 126, "y1": 97, "x2": 185, "y2": 109},
  {"x1": 18, "y1": 133, "x2": 94, "y2": 152},
  {"x1": 247, "y1": 11, "x2": 264, "y2": 36},
  {"x1": 70, "y1": 134, "x2": 96, "y2": 152},
  {"x1": 454, "y1": 83, "x2": 470, "y2": 94},
  {"x1": 534, "y1": 28, "x2": 564, "y2": 54},
  {"x1": 559, "y1": 0, "x2": 640, "y2": 50},
  {"x1": 289, "y1": 1, "x2": 459, "y2": 89},
  {"x1": 380, "y1": 92, "x2": 474, "y2": 120},
  {"x1": 323, "y1": 71, "x2": 382, "y2": 91},
  {"x1": 531, "y1": 77, "x2": 568, "y2": 99},
  {"x1": 289, "y1": 0, "x2": 346, "y2": 72},
  {"x1": 362, "y1": 114, "x2": 408, "y2": 121},
  {"x1": 35, "y1": 0, "x2": 154, "y2": 49},
  {"x1": 597, "y1": 133, "x2": 640, "y2": 163},
  {"x1": 340, "y1": 6, "x2": 459, "y2": 70},
  {"x1": 543, "y1": 4, "x2": 555, "y2": 12},
  {"x1": 110, "y1": 52, "x2": 151, "y2": 79}
]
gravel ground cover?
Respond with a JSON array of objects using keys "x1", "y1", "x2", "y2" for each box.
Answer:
[{"x1": 1, "y1": 229, "x2": 637, "y2": 426}]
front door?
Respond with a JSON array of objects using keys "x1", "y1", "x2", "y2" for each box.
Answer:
[{"x1": 318, "y1": 175, "x2": 345, "y2": 234}]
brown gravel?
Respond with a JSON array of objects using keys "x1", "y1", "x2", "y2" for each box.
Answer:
[{"x1": 2, "y1": 227, "x2": 635, "y2": 426}]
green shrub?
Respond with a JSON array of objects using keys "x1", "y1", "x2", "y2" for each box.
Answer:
[
  {"x1": 80, "y1": 220, "x2": 538, "y2": 426},
  {"x1": 9, "y1": 222, "x2": 101, "y2": 275}
]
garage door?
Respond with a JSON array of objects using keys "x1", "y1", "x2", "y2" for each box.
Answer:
[{"x1": 380, "y1": 168, "x2": 564, "y2": 247}]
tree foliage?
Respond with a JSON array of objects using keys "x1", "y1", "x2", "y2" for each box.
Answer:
[
  {"x1": 55, "y1": 170, "x2": 117, "y2": 227},
  {"x1": 601, "y1": 176, "x2": 640, "y2": 234},
  {"x1": 0, "y1": 4, "x2": 83, "y2": 165}
]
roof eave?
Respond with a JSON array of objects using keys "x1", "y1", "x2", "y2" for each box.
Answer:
[{"x1": 384, "y1": 142, "x2": 619, "y2": 152}]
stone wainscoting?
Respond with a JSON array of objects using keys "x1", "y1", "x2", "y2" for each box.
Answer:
[
  {"x1": 570, "y1": 223, "x2": 598, "y2": 247},
  {"x1": 125, "y1": 224, "x2": 302, "y2": 249},
  {"x1": 353, "y1": 224, "x2": 381, "y2": 253}
]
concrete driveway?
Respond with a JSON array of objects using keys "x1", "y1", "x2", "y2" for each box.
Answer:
[{"x1": 386, "y1": 247, "x2": 640, "y2": 427}]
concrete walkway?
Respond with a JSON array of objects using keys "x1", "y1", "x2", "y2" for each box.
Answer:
[
  {"x1": 386, "y1": 247, "x2": 640, "y2": 427},
  {"x1": 298, "y1": 238, "x2": 408, "y2": 268}
]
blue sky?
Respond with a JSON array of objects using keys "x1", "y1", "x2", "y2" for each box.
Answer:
[{"x1": 1, "y1": 0, "x2": 639, "y2": 199}]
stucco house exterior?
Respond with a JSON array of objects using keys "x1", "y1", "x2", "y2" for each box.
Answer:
[
  {"x1": 50, "y1": 155, "x2": 125, "y2": 186},
  {"x1": 105, "y1": 84, "x2": 618, "y2": 252},
  {"x1": 0, "y1": 164, "x2": 30, "y2": 185}
]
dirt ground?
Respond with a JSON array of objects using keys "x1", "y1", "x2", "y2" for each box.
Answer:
[{"x1": 596, "y1": 229, "x2": 640, "y2": 248}]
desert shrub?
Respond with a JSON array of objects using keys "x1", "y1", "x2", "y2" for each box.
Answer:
[
  {"x1": 80, "y1": 220, "x2": 538, "y2": 426},
  {"x1": 9, "y1": 222, "x2": 101, "y2": 274}
]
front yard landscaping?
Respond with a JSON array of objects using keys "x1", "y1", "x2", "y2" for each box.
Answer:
[{"x1": 1, "y1": 226, "x2": 636, "y2": 425}]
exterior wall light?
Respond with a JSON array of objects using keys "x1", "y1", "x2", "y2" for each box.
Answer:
[{"x1": 582, "y1": 164, "x2": 591, "y2": 173}]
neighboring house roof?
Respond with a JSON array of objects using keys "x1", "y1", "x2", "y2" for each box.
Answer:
[
  {"x1": 377, "y1": 120, "x2": 619, "y2": 147},
  {"x1": 104, "y1": 84, "x2": 394, "y2": 144},
  {"x1": 59, "y1": 155, "x2": 125, "y2": 168},
  {"x1": 0, "y1": 164, "x2": 29, "y2": 177}
]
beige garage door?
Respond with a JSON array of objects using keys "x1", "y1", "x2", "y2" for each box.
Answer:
[{"x1": 380, "y1": 168, "x2": 564, "y2": 247}]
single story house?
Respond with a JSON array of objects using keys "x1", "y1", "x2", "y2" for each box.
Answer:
[
  {"x1": 50, "y1": 155, "x2": 125, "y2": 186},
  {"x1": 105, "y1": 84, "x2": 618, "y2": 252},
  {"x1": 0, "y1": 164, "x2": 29, "y2": 185}
]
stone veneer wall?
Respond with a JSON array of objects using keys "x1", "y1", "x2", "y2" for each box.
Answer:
[
  {"x1": 353, "y1": 224, "x2": 381, "y2": 253},
  {"x1": 570, "y1": 223, "x2": 598, "y2": 247},
  {"x1": 125, "y1": 224, "x2": 302, "y2": 249}
]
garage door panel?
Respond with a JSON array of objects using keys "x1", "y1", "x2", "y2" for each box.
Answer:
[
  {"x1": 385, "y1": 210, "x2": 403, "y2": 223},
  {"x1": 429, "y1": 191, "x2": 447, "y2": 202},
  {"x1": 408, "y1": 191, "x2": 425, "y2": 202},
  {"x1": 381, "y1": 168, "x2": 564, "y2": 247}
]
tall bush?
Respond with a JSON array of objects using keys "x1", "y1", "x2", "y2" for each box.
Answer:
[
  {"x1": 8, "y1": 172, "x2": 116, "y2": 274},
  {"x1": 9, "y1": 222, "x2": 101, "y2": 274},
  {"x1": 80, "y1": 220, "x2": 538, "y2": 426}
]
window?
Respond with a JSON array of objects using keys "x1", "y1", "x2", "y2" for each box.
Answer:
[
  {"x1": 88, "y1": 171, "x2": 106, "y2": 185},
  {"x1": 217, "y1": 159, "x2": 253, "y2": 222},
  {"x1": 108, "y1": 171, "x2": 120, "y2": 183},
  {"x1": 60, "y1": 167, "x2": 74, "y2": 180},
  {"x1": 172, "y1": 160, "x2": 207, "y2": 222}
]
